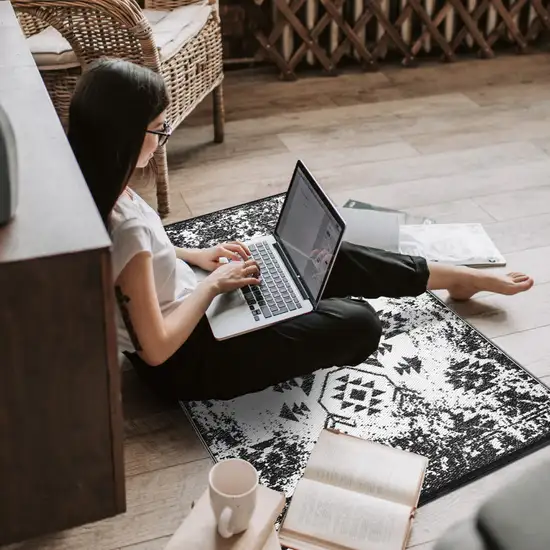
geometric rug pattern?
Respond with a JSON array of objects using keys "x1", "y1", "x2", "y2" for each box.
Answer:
[{"x1": 165, "y1": 194, "x2": 550, "y2": 506}]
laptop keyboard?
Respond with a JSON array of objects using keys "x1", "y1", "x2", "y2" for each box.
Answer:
[{"x1": 242, "y1": 242, "x2": 303, "y2": 322}]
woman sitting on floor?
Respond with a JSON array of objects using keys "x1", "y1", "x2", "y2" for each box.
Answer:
[{"x1": 68, "y1": 58, "x2": 534, "y2": 401}]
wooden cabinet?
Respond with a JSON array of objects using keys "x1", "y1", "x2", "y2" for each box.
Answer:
[{"x1": 0, "y1": 2, "x2": 125, "y2": 544}]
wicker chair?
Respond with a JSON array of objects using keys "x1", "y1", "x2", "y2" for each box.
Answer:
[{"x1": 12, "y1": 0, "x2": 225, "y2": 216}]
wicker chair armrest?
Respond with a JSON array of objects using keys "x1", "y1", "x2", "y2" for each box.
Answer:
[
  {"x1": 11, "y1": 0, "x2": 162, "y2": 73},
  {"x1": 13, "y1": 0, "x2": 147, "y2": 30},
  {"x1": 144, "y1": 0, "x2": 217, "y2": 10},
  {"x1": 15, "y1": 11, "x2": 49, "y2": 37}
]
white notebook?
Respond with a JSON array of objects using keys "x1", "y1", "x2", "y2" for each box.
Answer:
[
  {"x1": 399, "y1": 223, "x2": 506, "y2": 267},
  {"x1": 339, "y1": 204, "x2": 505, "y2": 267}
]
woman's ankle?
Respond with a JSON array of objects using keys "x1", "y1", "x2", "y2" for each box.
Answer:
[{"x1": 427, "y1": 263, "x2": 473, "y2": 291}]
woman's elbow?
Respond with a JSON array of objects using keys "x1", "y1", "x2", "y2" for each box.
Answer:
[
  {"x1": 137, "y1": 346, "x2": 168, "y2": 367},
  {"x1": 136, "y1": 326, "x2": 191, "y2": 367}
]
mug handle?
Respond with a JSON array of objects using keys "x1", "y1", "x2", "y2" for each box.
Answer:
[{"x1": 218, "y1": 506, "x2": 234, "y2": 538}]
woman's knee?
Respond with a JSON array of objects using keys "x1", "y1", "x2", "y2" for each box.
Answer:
[{"x1": 340, "y1": 300, "x2": 382, "y2": 364}]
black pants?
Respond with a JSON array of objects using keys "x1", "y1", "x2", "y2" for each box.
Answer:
[{"x1": 126, "y1": 242, "x2": 429, "y2": 401}]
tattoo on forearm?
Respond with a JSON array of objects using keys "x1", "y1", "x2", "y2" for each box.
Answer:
[{"x1": 115, "y1": 286, "x2": 143, "y2": 352}]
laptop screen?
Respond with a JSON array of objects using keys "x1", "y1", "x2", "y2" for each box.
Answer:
[{"x1": 275, "y1": 162, "x2": 345, "y2": 304}]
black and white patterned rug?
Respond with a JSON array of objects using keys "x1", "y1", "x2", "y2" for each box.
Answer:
[{"x1": 166, "y1": 194, "x2": 550, "y2": 506}]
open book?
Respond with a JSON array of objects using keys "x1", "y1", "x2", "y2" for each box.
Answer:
[{"x1": 279, "y1": 429, "x2": 428, "y2": 550}]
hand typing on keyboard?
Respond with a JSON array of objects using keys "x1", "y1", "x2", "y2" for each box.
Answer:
[
  {"x1": 204, "y1": 258, "x2": 261, "y2": 294},
  {"x1": 242, "y1": 242, "x2": 302, "y2": 322}
]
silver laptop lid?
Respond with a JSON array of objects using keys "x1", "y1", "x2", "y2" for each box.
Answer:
[{"x1": 274, "y1": 160, "x2": 346, "y2": 306}]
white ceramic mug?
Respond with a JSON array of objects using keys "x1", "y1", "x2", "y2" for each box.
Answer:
[{"x1": 208, "y1": 458, "x2": 259, "y2": 538}]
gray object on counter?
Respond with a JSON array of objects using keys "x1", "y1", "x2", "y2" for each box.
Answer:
[
  {"x1": 435, "y1": 459, "x2": 550, "y2": 550},
  {"x1": 0, "y1": 101, "x2": 18, "y2": 225}
]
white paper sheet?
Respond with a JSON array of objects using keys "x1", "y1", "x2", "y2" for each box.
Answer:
[{"x1": 399, "y1": 224, "x2": 506, "y2": 267}]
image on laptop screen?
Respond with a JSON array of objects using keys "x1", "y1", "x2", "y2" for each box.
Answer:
[{"x1": 275, "y1": 164, "x2": 344, "y2": 303}]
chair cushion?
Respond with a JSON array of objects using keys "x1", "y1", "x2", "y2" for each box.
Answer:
[
  {"x1": 145, "y1": 1, "x2": 213, "y2": 62},
  {"x1": 25, "y1": 26, "x2": 79, "y2": 70},
  {"x1": 25, "y1": 1, "x2": 213, "y2": 70}
]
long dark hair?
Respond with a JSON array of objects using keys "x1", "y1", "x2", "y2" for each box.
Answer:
[{"x1": 68, "y1": 58, "x2": 169, "y2": 226}]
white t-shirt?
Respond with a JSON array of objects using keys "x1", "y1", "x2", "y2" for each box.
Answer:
[{"x1": 109, "y1": 188, "x2": 198, "y2": 353}]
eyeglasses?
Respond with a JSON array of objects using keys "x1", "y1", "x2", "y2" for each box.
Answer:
[{"x1": 146, "y1": 121, "x2": 172, "y2": 147}]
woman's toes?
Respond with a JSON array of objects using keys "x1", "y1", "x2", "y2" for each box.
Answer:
[{"x1": 507, "y1": 274, "x2": 533, "y2": 293}]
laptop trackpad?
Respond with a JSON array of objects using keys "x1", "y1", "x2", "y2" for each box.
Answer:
[{"x1": 209, "y1": 290, "x2": 247, "y2": 315}]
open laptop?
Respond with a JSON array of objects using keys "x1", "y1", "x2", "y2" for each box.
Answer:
[{"x1": 194, "y1": 160, "x2": 346, "y2": 340}]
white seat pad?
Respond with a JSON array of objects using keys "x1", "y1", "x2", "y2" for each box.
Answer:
[
  {"x1": 25, "y1": 26, "x2": 79, "y2": 70},
  {"x1": 25, "y1": 1, "x2": 213, "y2": 69},
  {"x1": 145, "y1": 1, "x2": 213, "y2": 62}
]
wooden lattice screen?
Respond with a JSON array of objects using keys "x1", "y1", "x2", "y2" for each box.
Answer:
[{"x1": 225, "y1": 0, "x2": 550, "y2": 78}]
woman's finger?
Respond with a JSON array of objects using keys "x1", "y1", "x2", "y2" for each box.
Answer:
[
  {"x1": 230, "y1": 240, "x2": 251, "y2": 257},
  {"x1": 244, "y1": 258, "x2": 261, "y2": 273},
  {"x1": 243, "y1": 264, "x2": 261, "y2": 277},
  {"x1": 223, "y1": 243, "x2": 248, "y2": 262},
  {"x1": 217, "y1": 246, "x2": 241, "y2": 262},
  {"x1": 241, "y1": 276, "x2": 261, "y2": 286}
]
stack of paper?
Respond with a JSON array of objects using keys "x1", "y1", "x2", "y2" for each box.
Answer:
[
  {"x1": 340, "y1": 199, "x2": 505, "y2": 267},
  {"x1": 342, "y1": 199, "x2": 434, "y2": 225},
  {"x1": 399, "y1": 223, "x2": 505, "y2": 267}
]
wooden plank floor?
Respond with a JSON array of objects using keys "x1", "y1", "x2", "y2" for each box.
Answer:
[{"x1": 7, "y1": 53, "x2": 550, "y2": 550}]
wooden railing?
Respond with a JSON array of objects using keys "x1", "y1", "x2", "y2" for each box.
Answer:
[{"x1": 217, "y1": 0, "x2": 550, "y2": 78}]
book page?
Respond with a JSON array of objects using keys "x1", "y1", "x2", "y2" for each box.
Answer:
[
  {"x1": 305, "y1": 430, "x2": 427, "y2": 508},
  {"x1": 280, "y1": 478, "x2": 411, "y2": 550}
]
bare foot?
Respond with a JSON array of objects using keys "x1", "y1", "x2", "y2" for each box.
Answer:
[{"x1": 448, "y1": 271, "x2": 534, "y2": 301}]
